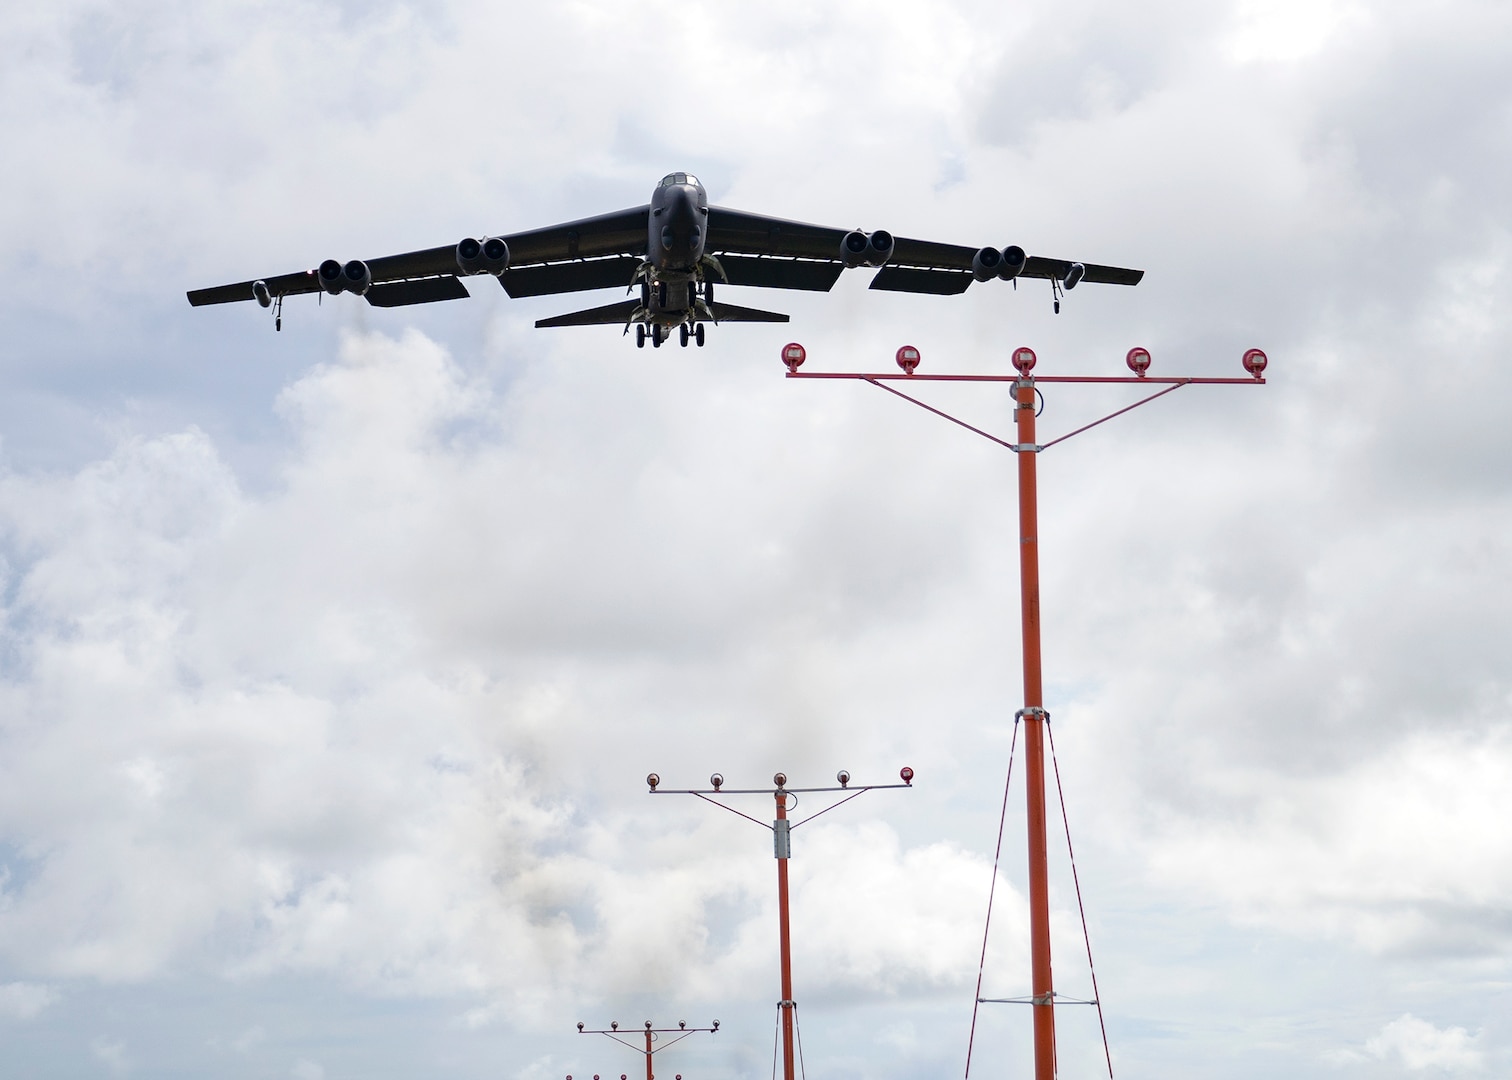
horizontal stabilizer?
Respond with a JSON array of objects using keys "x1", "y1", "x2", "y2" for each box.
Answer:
[
  {"x1": 365, "y1": 276, "x2": 470, "y2": 307},
  {"x1": 535, "y1": 299, "x2": 641, "y2": 328},
  {"x1": 702, "y1": 302, "x2": 789, "y2": 323}
]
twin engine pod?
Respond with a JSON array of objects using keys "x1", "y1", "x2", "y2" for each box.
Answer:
[
  {"x1": 318, "y1": 259, "x2": 371, "y2": 296},
  {"x1": 840, "y1": 229, "x2": 894, "y2": 268},
  {"x1": 456, "y1": 236, "x2": 510, "y2": 276},
  {"x1": 971, "y1": 245, "x2": 1028, "y2": 282}
]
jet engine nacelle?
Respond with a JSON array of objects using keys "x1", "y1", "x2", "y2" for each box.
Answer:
[
  {"x1": 317, "y1": 259, "x2": 371, "y2": 295},
  {"x1": 972, "y1": 246, "x2": 1003, "y2": 281},
  {"x1": 998, "y1": 245, "x2": 1026, "y2": 281},
  {"x1": 342, "y1": 259, "x2": 371, "y2": 295},
  {"x1": 456, "y1": 236, "x2": 510, "y2": 275},
  {"x1": 841, "y1": 230, "x2": 870, "y2": 268},
  {"x1": 840, "y1": 229, "x2": 894, "y2": 268},
  {"x1": 318, "y1": 259, "x2": 345, "y2": 295},
  {"x1": 252, "y1": 280, "x2": 272, "y2": 308},
  {"x1": 1062, "y1": 261, "x2": 1085, "y2": 290},
  {"x1": 481, "y1": 236, "x2": 509, "y2": 273}
]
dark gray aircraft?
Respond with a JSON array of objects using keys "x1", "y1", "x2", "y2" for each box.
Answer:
[{"x1": 188, "y1": 172, "x2": 1143, "y2": 347}]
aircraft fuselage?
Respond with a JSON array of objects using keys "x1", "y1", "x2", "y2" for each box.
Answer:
[
  {"x1": 637, "y1": 172, "x2": 713, "y2": 334},
  {"x1": 648, "y1": 173, "x2": 708, "y2": 271}
]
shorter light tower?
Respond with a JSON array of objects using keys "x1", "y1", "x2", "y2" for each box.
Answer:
[
  {"x1": 570, "y1": 1019, "x2": 719, "y2": 1080},
  {"x1": 647, "y1": 769, "x2": 913, "y2": 1080}
]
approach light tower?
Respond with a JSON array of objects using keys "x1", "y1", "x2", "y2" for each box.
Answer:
[
  {"x1": 570, "y1": 1018, "x2": 718, "y2": 1080},
  {"x1": 779, "y1": 340, "x2": 1268, "y2": 1080},
  {"x1": 647, "y1": 768, "x2": 913, "y2": 1080}
]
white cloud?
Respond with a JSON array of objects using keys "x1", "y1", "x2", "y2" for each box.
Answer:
[
  {"x1": 1140, "y1": 728, "x2": 1512, "y2": 953},
  {"x1": 0, "y1": 980, "x2": 59, "y2": 1020},
  {"x1": 1327, "y1": 1013, "x2": 1484, "y2": 1072},
  {"x1": 92, "y1": 1036, "x2": 131, "y2": 1074}
]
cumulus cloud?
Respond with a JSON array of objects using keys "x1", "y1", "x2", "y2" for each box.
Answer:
[
  {"x1": 1326, "y1": 1014, "x2": 1484, "y2": 1072},
  {"x1": 0, "y1": 330, "x2": 1010, "y2": 1023},
  {"x1": 0, "y1": 980, "x2": 59, "y2": 1020},
  {"x1": 291, "y1": 1060, "x2": 325, "y2": 1080},
  {"x1": 92, "y1": 1036, "x2": 131, "y2": 1074}
]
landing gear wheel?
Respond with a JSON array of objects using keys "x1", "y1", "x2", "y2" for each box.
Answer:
[
  {"x1": 705, "y1": 280, "x2": 714, "y2": 306},
  {"x1": 652, "y1": 325, "x2": 663, "y2": 348},
  {"x1": 657, "y1": 281, "x2": 668, "y2": 308},
  {"x1": 694, "y1": 323, "x2": 705, "y2": 347},
  {"x1": 640, "y1": 281, "x2": 650, "y2": 308},
  {"x1": 636, "y1": 324, "x2": 646, "y2": 348},
  {"x1": 679, "y1": 324, "x2": 689, "y2": 347},
  {"x1": 687, "y1": 282, "x2": 697, "y2": 307}
]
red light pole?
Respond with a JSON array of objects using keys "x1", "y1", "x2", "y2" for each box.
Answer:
[
  {"x1": 648, "y1": 768, "x2": 913, "y2": 1080},
  {"x1": 1010, "y1": 349, "x2": 1058, "y2": 1076},
  {"x1": 782, "y1": 342, "x2": 1267, "y2": 1080}
]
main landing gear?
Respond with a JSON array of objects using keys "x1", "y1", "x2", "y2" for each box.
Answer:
[{"x1": 635, "y1": 318, "x2": 704, "y2": 350}]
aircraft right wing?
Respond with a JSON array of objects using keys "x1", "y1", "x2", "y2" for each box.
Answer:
[{"x1": 704, "y1": 206, "x2": 1141, "y2": 296}]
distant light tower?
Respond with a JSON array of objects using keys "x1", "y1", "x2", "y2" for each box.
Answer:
[
  {"x1": 647, "y1": 768, "x2": 913, "y2": 1080},
  {"x1": 570, "y1": 1018, "x2": 718, "y2": 1080},
  {"x1": 781, "y1": 341, "x2": 1268, "y2": 1080}
]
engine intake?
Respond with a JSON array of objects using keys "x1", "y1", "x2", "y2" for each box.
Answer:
[
  {"x1": 456, "y1": 237, "x2": 484, "y2": 275},
  {"x1": 252, "y1": 280, "x2": 272, "y2": 308},
  {"x1": 865, "y1": 229, "x2": 893, "y2": 267},
  {"x1": 318, "y1": 259, "x2": 345, "y2": 295},
  {"x1": 1062, "y1": 262, "x2": 1085, "y2": 290},
  {"x1": 999, "y1": 245, "x2": 1026, "y2": 281},
  {"x1": 840, "y1": 230, "x2": 870, "y2": 268},
  {"x1": 972, "y1": 246, "x2": 1003, "y2": 281},
  {"x1": 481, "y1": 236, "x2": 510, "y2": 274},
  {"x1": 342, "y1": 259, "x2": 371, "y2": 295}
]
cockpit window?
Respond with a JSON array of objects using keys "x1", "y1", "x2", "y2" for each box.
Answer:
[{"x1": 660, "y1": 172, "x2": 699, "y2": 187}]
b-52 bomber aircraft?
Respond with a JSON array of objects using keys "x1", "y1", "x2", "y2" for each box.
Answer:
[{"x1": 188, "y1": 172, "x2": 1143, "y2": 347}]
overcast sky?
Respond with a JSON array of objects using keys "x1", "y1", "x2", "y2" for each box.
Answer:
[{"x1": 2, "y1": 2, "x2": 1510, "y2": 1078}]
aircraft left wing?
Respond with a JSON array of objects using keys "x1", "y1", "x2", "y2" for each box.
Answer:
[{"x1": 187, "y1": 206, "x2": 650, "y2": 309}]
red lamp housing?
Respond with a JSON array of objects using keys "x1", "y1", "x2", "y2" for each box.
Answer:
[
  {"x1": 1242, "y1": 348, "x2": 1268, "y2": 378},
  {"x1": 899, "y1": 766, "x2": 914, "y2": 784},
  {"x1": 781, "y1": 342, "x2": 806, "y2": 373},
  {"x1": 1126, "y1": 347, "x2": 1152, "y2": 377},
  {"x1": 895, "y1": 345, "x2": 921, "y2": 374},
  {"x1": 1011, "y1": 346, "x2": 1037, "y2": 374}
]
